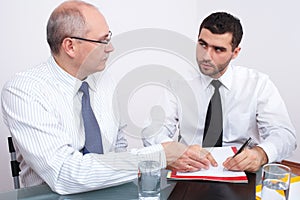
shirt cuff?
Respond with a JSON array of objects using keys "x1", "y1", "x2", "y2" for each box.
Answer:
[
  {"x1": 257, "y1": 142, "x2": 278, "y2": 163},
  {"x1": 130, "y1": 144, "x2": 167, "y2": 168}
]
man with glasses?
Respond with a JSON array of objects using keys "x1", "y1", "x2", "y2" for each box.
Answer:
[{"x1": 1, "y1": 0, "x2": 216, "y2": 195}]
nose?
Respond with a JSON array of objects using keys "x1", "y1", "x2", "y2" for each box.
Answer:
[
  {"x1": 197, "y1": 44, "x2": 213, "y2": 61},
  {"x1": 202, "y1": 47, "x2": 213, "y2": 60},
  {"x1": 105, "y1": 42, "x2": 114, "y2": 53}
]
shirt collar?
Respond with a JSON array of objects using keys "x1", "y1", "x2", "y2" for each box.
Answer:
[
  {"x1": 49, "y1": 56, "x2": 78, "y2": 89},
  {"x1": 200, "y1": 72, "x2": 212, "y2": 89},
  {"x1": 82, "y1": 74, "x2": 98, "y2": 92},
  {"x1": 48, "y1": 56, "x2": 98, "y2": 97},
  {"x1": 218, "y1": 64, "x2": 232, "y2": 90},
  {"x1": 199, "y1": 64, "x2": 233, "y2": 91}
]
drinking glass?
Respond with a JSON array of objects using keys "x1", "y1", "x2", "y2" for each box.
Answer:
[
  {"x1": 138, "y1": 157, "x2": 161, "y2": 200},
  {"x1": 261, "y1": 163, "x2": 291, "y2": 200}
]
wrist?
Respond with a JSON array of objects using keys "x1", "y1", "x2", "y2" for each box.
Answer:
[{"x1": 254, "y1": 146, "x2": 268, "y2": 166}]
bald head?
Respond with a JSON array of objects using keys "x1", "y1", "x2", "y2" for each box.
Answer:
[{"x1": 46, "y1": 0, "x2": 106, "y2": 55}]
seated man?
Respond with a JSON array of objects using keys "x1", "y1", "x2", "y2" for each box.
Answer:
[
  {"x1": 1, "y1": 0, "x2": 215, "y2": 195},
  {"x1": 142, "y1": 12, "x2": 296, "y2": 172}
]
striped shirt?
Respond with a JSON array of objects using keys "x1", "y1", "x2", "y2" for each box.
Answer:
[{"x1": 1, "y1": 56, "x2": 166, "y2": 194}]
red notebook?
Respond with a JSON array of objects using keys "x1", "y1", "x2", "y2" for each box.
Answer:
[{"x1": 167, "y1": 146, "x2": 248, "y2": 183}]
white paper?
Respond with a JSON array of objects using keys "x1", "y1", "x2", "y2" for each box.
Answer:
[{"x1": 176, "y1": 146, "x2": 247, "y2": 179}]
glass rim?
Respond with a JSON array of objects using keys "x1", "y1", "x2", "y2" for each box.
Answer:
[{"x1": 262, "y1": 163, "x2": 291, "y2": 174}]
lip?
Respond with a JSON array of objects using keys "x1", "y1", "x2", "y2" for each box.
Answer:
[
  {"x1": 201, "y1": 63, "x2": 213, "y2": 69},
  {"x1": 102, "y1": 55, "x2": 109, "y2": 61}
]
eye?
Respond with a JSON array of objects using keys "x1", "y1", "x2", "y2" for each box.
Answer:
[
  {"x1": 99, "y1": 39, "x2": 109, "y2": 44},
  {"x1": 214, "y1": 47, "x2": 226, "y2": 53},
  {"x1": 199, "y1": 41, "x2": 207, "y2": 48}
]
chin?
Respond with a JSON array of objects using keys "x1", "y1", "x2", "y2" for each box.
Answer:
[
  {"x1": 96, "y1": 64, "x2": 106, "y2": 72},
  {"x1": 200, "y1": 68, "x2": 210, "y2": 75}
]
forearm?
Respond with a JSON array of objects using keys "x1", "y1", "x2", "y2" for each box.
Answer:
[
  {"x1": 21, "y1": 142, "x2": 165, "y2": 194},
  {"x1": 258, "y1": 129, "x2": 296, "y2": 163},
  {"x1": 49, "y1": 152, "x2": 137, "y2": 194}
]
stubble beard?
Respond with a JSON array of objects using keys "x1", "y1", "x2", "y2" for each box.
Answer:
[{"x1": 197, "y1": 57, "x2": 232, "y2": 78}]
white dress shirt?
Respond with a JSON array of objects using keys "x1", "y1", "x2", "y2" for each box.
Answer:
[
  {"x1": 1, "y1": 56, "x2": 166, "y2": 195},
  {"x1": 142, "y1": 64, "x2": 296, "y2": 163}
]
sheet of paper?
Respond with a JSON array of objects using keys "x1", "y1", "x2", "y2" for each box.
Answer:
[
  {"x1": 176, "y1": 146, "x2": 245, "y2": 177},
  {"x1": 167, "y1": 146, "x2": 248, "y2": 183}
]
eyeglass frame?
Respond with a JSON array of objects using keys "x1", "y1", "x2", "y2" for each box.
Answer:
[{"x1": 70, "y1": 31, "x2": 112, "y2": 44}]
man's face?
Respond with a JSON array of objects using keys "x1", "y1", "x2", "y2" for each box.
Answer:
[
  {"x1": 76, "y1": 7, "x2": 114, "y2": 79},
  {"x1": 196, "y1": 28, "x2": 240, "y2": 78}
]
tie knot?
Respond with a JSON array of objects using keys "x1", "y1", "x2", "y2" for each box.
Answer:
[
  {"x1": 211, "y1": 80, "x2": 222, "y2": 89},
  {"x1": 79, "y1": 81, "x2": 89, "y2": 95}
]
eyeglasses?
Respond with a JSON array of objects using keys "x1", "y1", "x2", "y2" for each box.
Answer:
[{"x1": 70, "y1": 31, "x2": 112, "y2": 44}]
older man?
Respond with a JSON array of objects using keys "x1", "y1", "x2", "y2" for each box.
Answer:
[{"x1": 1, "y1": 0, "x2": 214, "y2": 195}]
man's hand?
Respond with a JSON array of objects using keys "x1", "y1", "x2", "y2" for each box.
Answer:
[
  {"x1": 162, "y1": 142, "x2": 217, "y2": 172},
  {"x1": 223, "y1": 146, "x2": 268, "y2": 172}
]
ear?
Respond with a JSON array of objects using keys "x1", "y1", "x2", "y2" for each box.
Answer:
[
  {"x1": 61, "y1": 38, "x2": 76, "y2": 58},
  {"x1": 232, "y1": 46, "x2": 241, "y2": 60}
]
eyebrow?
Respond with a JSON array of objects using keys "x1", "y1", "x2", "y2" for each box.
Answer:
[{"x1": 198, "y1": 38, "x2": 227, "y2": 52}]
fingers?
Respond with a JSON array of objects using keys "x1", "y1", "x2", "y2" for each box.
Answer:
[
  {"x1": 223, "y1": 153, "x2": 248, "y2": 171},
  {"x1": 186, "y1": 156, "x2": 211, "y2": 170},
  {"x1": 164, "y1": 142, "x2": 267, "y2": 173},
  {"x1": 222, "y1": 148, "x2": 265, "y2": 172},
  {"x1": 200, "y1": 149, "x2": 218, "y2": 167},
  {"x1": 167, "y1": 163, "x2": 195, "y2": 173},
  {"x1": 223, "y1": 148, "x2": 250, "y2": 171},
  {"x1": 162, "y1": 141, "x2": 190, "y2": 166},
  {"x1": 162, "y1": 142, "x2": 218, "y2": 172},
  {"x1": 168, "y1": 160, "x2": 208, "y2": 172}
]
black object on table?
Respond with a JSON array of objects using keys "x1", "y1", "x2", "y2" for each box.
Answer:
[{"x1": 167, "y1": 172, "x2": 256, "y2": 200}]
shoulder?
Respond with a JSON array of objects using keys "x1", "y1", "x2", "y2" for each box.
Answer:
[
  {"x1": 2, "y1": 61, "x2": 53, "y2": 96},
  {"x1": 229, "y1": 65, "x2": 278, "y2": 96},
  {"x1": 232, "y1": 65, "x2": 270, "y2": 82}
]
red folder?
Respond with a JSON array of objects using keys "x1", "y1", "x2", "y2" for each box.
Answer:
[{"x1": 167, "y1": 146, "x2": 248, "y2": 183}]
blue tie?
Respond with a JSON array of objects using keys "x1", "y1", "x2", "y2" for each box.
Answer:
[{"x1": 79, "y1": 81, "x2": 103, "y2": 154}]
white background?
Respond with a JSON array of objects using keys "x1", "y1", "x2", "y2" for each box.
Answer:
[{"x1": 0, "y1": 0, "x2": 299, "y2": 192}]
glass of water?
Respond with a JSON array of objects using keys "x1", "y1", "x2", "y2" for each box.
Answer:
[
  {"x1": 261, "y1": 163, "x2": 291, "y2": 200},
  {"x1": 138, "y1": 159, "x2": 161, "y2": 200}
]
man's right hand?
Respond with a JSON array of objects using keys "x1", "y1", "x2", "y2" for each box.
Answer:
[{"x1": 162, "y1": 142, "x2": 217, "y2": 172}]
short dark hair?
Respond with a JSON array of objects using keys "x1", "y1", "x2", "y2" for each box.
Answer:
[{"x1": 199, "y1": 12, "x2": 243, "y2": 50}]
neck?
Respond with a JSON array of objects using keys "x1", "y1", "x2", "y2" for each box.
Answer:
[{"x1": 53, "y1": 55, "x2": 83, "y2": 80}]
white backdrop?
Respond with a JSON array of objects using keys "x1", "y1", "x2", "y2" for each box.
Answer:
[{"x1": 0, "y1": 0, "x2": 299, "y2": 192}]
